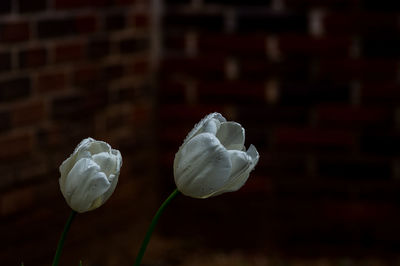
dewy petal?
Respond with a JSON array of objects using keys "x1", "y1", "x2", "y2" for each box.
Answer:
[
  {"x1": 212, "y1": 144, "x2": 259, "y2": 196},
  {"x1": 174, "y1": 133, "x2": 232, "y2": 198},
  {"x1": 59, "y1": 138, "x2": 94, "y2": 183},
  {"x1": 64, "y1": 158, "x2": 111, "y2": 213},
  {"x1": 99, "y1": 148, "x2": 122, "y2": 204},
  {"x1": 202, "y1": 118, "x2": 221, "y2": 135},
  {"x1": 74, "y1": 137, "x2": 95, "y2": 153},
  {"x1": 183, "y1": 113, "x2": 226, "y2": 144},
  {"x1": 216, "y1": 122, "x2": 245, "y2": 151},
  {"x1": 92, "y1": 152, "x2": 117, "y2": 178},
  {"x1": 87, "y1": 140, "x2": 111, "y2": 155}
]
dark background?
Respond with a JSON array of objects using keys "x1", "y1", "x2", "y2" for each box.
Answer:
[{"x1": 1, "y1": 0, "x2": 400, "y2": 265}]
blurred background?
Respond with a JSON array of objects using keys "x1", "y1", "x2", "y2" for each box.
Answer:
[{"x1": 1, "y1": 0, "x2": 400, "y2": 265}]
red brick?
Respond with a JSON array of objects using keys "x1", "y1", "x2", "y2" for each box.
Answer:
[
  {"x1": 54, "y1": 0, "x2": 108, "y2": 9},
  {"x1": 160, "y1": 56, "x2": 225, "y2": 79},
  {"x1": 119, "y1": 37, "x2": 148, "y2": 54},
  {"x1": 159, "y1": 80, "x2": 187, "y2": 104},
  {"x1": 361, "y1": 83, "x2": 400, "y2": 105},
  {"x1": 164, "y1": 14, "x2": 224, "y2": 32},
  {"x1": 197, "y1": 81, "x2": 266, "y2": 104},
  {"x1": 237, "y1": 178, "x2": 272, "y2": 195},
  {"x1": 132, "y1": 13, "x2": 149, "y2": 28},
  {"x1": 163, "y1": 34, "x2": 185, "y2": 51},
  {"x1": 114, "y1": 0, "x2": 135, "y2": 5},
  {"x1": 0, "y1": 52, "x2": 11, "y2": 72},
  {"x1": 36, "y1": 71, "x2": 67, "y2": 93},
  {"x1": 36, "y1": 124, "x2": 64, "y2": 148},
  {"x1": 0, "y1": 1, "x2": 11, "y2": 13},
  {"x1": 285, "y1": 0, "x2": 359, "y2": 9},
  {"x1": 318, "y1": 59, "x2": 398, "y2": 82},
  {"x1": 73, "y1": 65, "x2": 100, "y2": 86},
  {"x1": 12, "y1": 100, "x2": 46, "y2": 127},
  {"x1": 159, "y1": 125, "x2": 190, "y2": 146},
  {"x1": 101, "y1": 63, "x2": 124, "y2": 81},
  {"x1": 0, "y1": 76, "x2": 31, "y2": 102},
  {"x1": 105, "y1": 13, "x2": 126, "y2": 31},
  {"x1": 54, "y1": 42, "x2": 85, "y2": 63},
  {"x1": 316, "y1": 105, "x2": 392, "y2": 127},
  {"x1": 324, "y1": 12, "x2": 399, "y2": 35},
  {"x1": 105, "y1": 109, "x2": 130, "y2": 131},
  {"x1": 18, "y1": 47, "x2": 47, "y2": 68},
  {"x1": 275, "y1": 127, "x2": 355, "y2": 148},
  {"x1": 0, "y1": 111, "x2": 11, "y2": 132},
  {"x1": 240, "y1": 58, "x2": 298, "y2": 81},
  {"x1": 0, "y1": 186, "x2": 35, "y2": 216},
  {"x1": 279, "y1": 35, "x2": 351, "y2": 58},
  {"x1": 198, "y1": 34, "x2": 266, "y2": 55},
  {"x1": 126, "y1": 58, "x2": 149, "y2": 75},
  {"x1": 237, "y1": 106, "x2": 309, "y2": 126},
  {"x1": 131, "y1": 103, "x2": 152, "y2": 124},
  {"x1": 259, "y1": 153, "x2": 307, "y2": 179},
  {"x1": 236, "y1": 12, "x2": 308, "y2": 34},
  {"x1": 37, "y1": 18, "x2": 74, "y2": 38},
  {"x1": 322, "y1": 201, "x2": 395, "y2": 223},
  {"x1": 0, "y1": 21, "x2": 30, "y2": 42},
  {"x1": 88, "y1": 37, "x2": 110, "y2": 59},
  {"x1": 18, "y1": 0, "x2": 47, "y2": 13},
  {"x1": 0, "y1": 132, "x2": 34, "y2": 160},
  {"x1": 159, "y1": 104, "x2": 224, "y2": 124},
  {"x1": 75, "y1": 15, "x2": 98, "y2": 34}
]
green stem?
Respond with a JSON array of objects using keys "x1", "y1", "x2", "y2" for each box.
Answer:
[
  {"x1": 134, "y1": 188, "x2": 180, "y2": 266},
  {"x1": 52, "y1": 210, "x2": 77, "y2": 266}
]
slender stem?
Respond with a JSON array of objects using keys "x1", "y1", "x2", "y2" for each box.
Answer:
[
  {"x1": 134, "y1": 188, "x2": 180, "y2": 266},
  {"x1": 52, "y1": 210, "x2": 77, "y2": 266}
]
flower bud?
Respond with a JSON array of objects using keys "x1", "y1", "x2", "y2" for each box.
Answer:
[
  {"x1": 59, "y1": 138, "x2": 122, "y2": 213},
  {"x1": 174, "y1": 113, "x2": 259, "y2": 198}
]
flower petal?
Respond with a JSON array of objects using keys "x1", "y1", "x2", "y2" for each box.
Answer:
[
  {"x1": 183, "y1": 113, "x2": 226, "y2": 144},
  {"x1": 63, "y1": 158, "x2": 111, "y2": 213},
  {"x1": 174, "y1": 133, "x2": 232, "y2": 198},
  {"x1": 87, "y1": 140, "x2": 111, "y2": 155},
  {"x1": 213, "y1": 144, "x2": 259, "y2": 196},
  {"x1": 216, "y1": 122, "x2": 245, "y2": 150},
  {"x1": 92, "y1": 152, "x2": 117, "y2": 178},
  {"x1": 59, "y1": 138, "x2": 94, "y2": 182},
  {"x1": 99, "y1": 149, "x2": 122, "y2": 203}
]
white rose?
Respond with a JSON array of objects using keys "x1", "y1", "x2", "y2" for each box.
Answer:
[
  {"x1": 174, "y1": 113, "x2": 259, "y2": 198},
  {"x1": 59, "y1": 138, "x2": 122, "y2": 213}
]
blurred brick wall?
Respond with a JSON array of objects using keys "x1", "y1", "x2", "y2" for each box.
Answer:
[
  {"x1": 157, "y1": 0, "x2": 400, "y2": 265},
  {"x1": 2, "y1": 0, "x2": 400, "y2": 265},
  {"x1": 0, "y1": 0, "x2": 155, "y2": 265}
]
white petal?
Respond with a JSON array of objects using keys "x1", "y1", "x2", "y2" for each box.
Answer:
[
  {"x1": 174, "y1": 133, "x2": 232, "y2": 198},
  {"x1": 64, "y1": 158, "x2": 111, "y2": 213},
  {"x1": 99, "y1": 173, "x2": 119, "y2": 206},
  {"x1": 74, "y1": 137, "x2": 95, "y2": 153},
  {"x1": 183, "y1": 113, "x2": 226, "y2": 144},
  {"x1": 247, "y1": 144, "x2": 260, "y2": 166},
  {"x1": 59, "y1": 138, "x2": 94, "y2": 184},
  {"x1": 87, "y1": 140, "x2": 111, "y2": 155},
  {"x1": 92, "y1": 152, "x2": 117, "y2": 178},
  {"x1": 216, "y1": 122, "x2": 245, "y2": 150},
  {"x1": 213, "y1": 145, "x2": 259, "y2": 196},
  {"x1": 99, "y1": 149, "x2": 122, "y2": 203}
]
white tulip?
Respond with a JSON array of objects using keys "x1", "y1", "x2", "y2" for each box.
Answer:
[
  {"x1": 174, "y1": 113, "x2": 259, "y2": 198},
  {"x1": 59, "y1": 138, "x2": 122, "y2": 213}
]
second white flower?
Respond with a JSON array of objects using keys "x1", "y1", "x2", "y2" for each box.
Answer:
[{"x1": 174, "y1": 113, "x2": 259, "y2": 198}]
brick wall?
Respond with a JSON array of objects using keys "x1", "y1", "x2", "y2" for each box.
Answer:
[
  {"x1": 158, "y1": 0, "x2": 400, "y2": 265},
  {"x1": 0, "y1": 0, "x2": 155, "y2": 265},
  {"x1": 3, "y1": 0, "x2": 400, "y2": 265}
]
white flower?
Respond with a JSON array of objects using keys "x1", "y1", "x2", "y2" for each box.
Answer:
[
  {"x1": 174, "y1": 113, "x2": 259, "y2": 198},
  {"x1": 59, "y1": 138, "x2": 122, "y2": 213}
]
